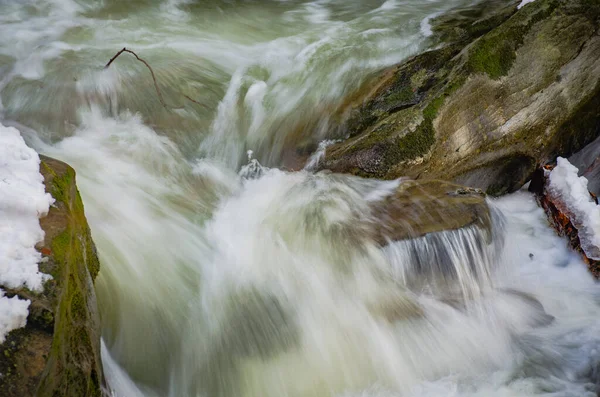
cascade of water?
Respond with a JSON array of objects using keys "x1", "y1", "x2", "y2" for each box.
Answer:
[
  {"x1": 1, "y1": 1, "x2": 600, "y2": 397},
  {"x1": 385, "y1": 224, "x2": 497, "y2": 300}
]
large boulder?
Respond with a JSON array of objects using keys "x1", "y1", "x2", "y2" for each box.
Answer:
[
  {"x1": 0, "y1": 156, "x2": 105, "y2": 396},
  {"x1": 321, "y1": 0, "x2": 600, "y2": 195}
]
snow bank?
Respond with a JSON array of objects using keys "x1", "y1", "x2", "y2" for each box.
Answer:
[
  {"x1": 547, "y1": 157, "x2": 600, "y2": 260},
  {"x1": 0, "y1": 123, "x2": 54, "y2": 342}
]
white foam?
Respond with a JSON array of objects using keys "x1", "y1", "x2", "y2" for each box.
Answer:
[
  {"x1": 378, "y1": 1, "x2": 398, "y2": 11},
  {"x1": 420, "y1": 13, "x2": 441, "y2": 37},
  {"x1": 338, "y1": 191, "x2": 600, "y2": 397},
  {"x1": 518, "y1": 0, "x2": 537, "y2": 9},
  {"x1": 0, "y1": 0, "x2": 83, "y2": 80},
  {"x1": 304, "y1": 2, "x2": 331, "y2": 24},
  {"x1": 303, "y1": 139, "x2": 339, "y2": 171},
  {"x1": 102, "y1": 340, "x2": 151, "y2": 397}
]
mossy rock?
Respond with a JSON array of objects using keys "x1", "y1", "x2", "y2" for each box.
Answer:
[
  {"x1": 322, "y1": 0, "x2": 600, "y2": 195},
  {"x1": 0, "y1": 156, "x2": 105, "y2": 397}
]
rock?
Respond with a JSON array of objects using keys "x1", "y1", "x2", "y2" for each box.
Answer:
[
  {"x1": 529, "y1": 165, "x2": 600, "y2": 277},
  {"x1": 321, "y1": 0, "x2": 600, "y2": 196},
  {"x1": 371, "y1": 179, "x2": 498, "y2": 298},
  {"x1": 369, "y1": 179, "x2": 490, "y2": 244},
  {"x1": 569, "y1": 135, "x2": 600, "y2": 196},
  {"x1": 0, "y1": 156, "x2": 105, "y2": 396}
]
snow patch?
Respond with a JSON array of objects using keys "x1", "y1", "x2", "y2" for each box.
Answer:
[
  {"x1": 0, "y1": 123, "x2": 54, "y2": 342},
  {"x1": 547, "y1": 157, "x2": 600, "y2": 260},
  {"x1": 0, "y1": 290, "x2": 29, "y2": 343}
]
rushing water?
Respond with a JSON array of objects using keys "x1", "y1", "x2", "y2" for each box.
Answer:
[{"x1": 2, "y1": 1, "x2": 600, "y2": 396}]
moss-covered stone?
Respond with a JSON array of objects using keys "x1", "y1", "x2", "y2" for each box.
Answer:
[
  {"x1": 0, "y1": 156, "x2": 105, "y2": 397},
  {"x1": 322, "y1": 0, "x2": 600, "y2": 194},
  {"x1": 323, "y1": 43, "x2": 466, "y2": 177},
  {"x1": 466, "y1": 0, "x2": 559, "y2": 79}
]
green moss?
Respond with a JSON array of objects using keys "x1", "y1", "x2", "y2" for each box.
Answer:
[
  {"x1": 410, "y1": 69, "x2": 428, "y2": 90},
  {"x1": 325, "y1": 0, "x2": 582, "y2": 183},
  {"x1": 467, "y1": 30, "x2": 519, "y2": 79},
  {"x1": 384, "y1": 74, "x2": 467, "y2": 168},
  {"x1": 46, "y1": 165, "x2": 99, "y2": 280},
  {"x1": 50, "y1": 231, "x2": 70, "y2": 274},
  {"x1": 386, "y1": 86, "x2": 415, "y2": 104},
  {"x1": 387, "y1": 122, "x2": 435, "y2": 163},
  {"x1": 337, "y1": 60, "x2": 468, "y2": 178},
  {"x1": 76, "y1": 191, "x2": 100, "y2": 279},
  {"x1": 39, "y1": 310, "x2": 55, "y2": 330},
  {"x1": 42, "y1": 162, "x2": 75, "y2": 205},
  {"x1": 69, "y1": 289, "x2": 86, "y2": 321},
  {"x1": 466, "y1": 0, "x2": 559, "y2": 79},
  {"x1": 36, "y1": 159, "x2": 103, "y2": 397}
]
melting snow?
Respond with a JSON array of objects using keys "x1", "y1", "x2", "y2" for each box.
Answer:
[
  {"x1": 547, "y1": 157, "x2": 600, "y2": 260},
  {"x1": 0, "y1": 123, "x2": 54, "y2": 342}
]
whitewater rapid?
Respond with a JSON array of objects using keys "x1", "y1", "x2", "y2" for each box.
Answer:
[{"x1": 2, "y1": 1, "x2": 600, "y2": 397}]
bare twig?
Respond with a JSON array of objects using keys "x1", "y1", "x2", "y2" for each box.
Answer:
[
  {"x1": 104, "y1": 47, "x2": 127, "y2": 69},
  {"x1": 105, "y1": 48, "x2": 209, "y2": 110},
  {"x1": 104, "y1": 47, "x2": 168, "y2": 109},
  {"x1": 183, "y1": 94, "x2": 207, "y2": 107}
]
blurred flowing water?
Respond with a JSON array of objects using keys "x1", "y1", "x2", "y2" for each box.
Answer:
[{"x1": 2, "y1": 1, "x2": 600, "y2": 396}]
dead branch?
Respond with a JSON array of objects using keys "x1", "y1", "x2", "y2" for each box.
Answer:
[
  {"x1": 105, "y1": 47, "x2": 167, "y2": 108},
  {"x1": 104, "y1": 47, "x2": 207, "y2": 110},
  {"x1": 104, "y1": 47, "x2": 127, "y2": 69},
  {"x1": 183, "y1": 94, "x2": 205, "y2": 107}
]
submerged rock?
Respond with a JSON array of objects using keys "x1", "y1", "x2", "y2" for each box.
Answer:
[
  {"x1": 369, "y1": 179, "x2": 490, "y2": 244},
  {"x1": 369, "y1": 179, "x2": 498, "y2": 296},
  {"x1": 321, "y1": 0, "x2": 600, "y2": 196},
  {"x1": 0, "y1": 156, "x2": 104, "y2": 396}
]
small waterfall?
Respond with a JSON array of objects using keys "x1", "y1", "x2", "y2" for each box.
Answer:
[
  {"x1": 385, "y1": 225, "x2": 495, "y2": 300},
  {"x1": 384, "y1": 206, "x2": 505, "y2": 300}
]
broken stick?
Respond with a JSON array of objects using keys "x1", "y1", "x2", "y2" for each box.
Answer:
[
  {"x1": 105, "y1": 47, "x2": 167, "y2": 108},
  {"x1": 104, "y1": 47, "x2": 207, "y2": 109}
]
